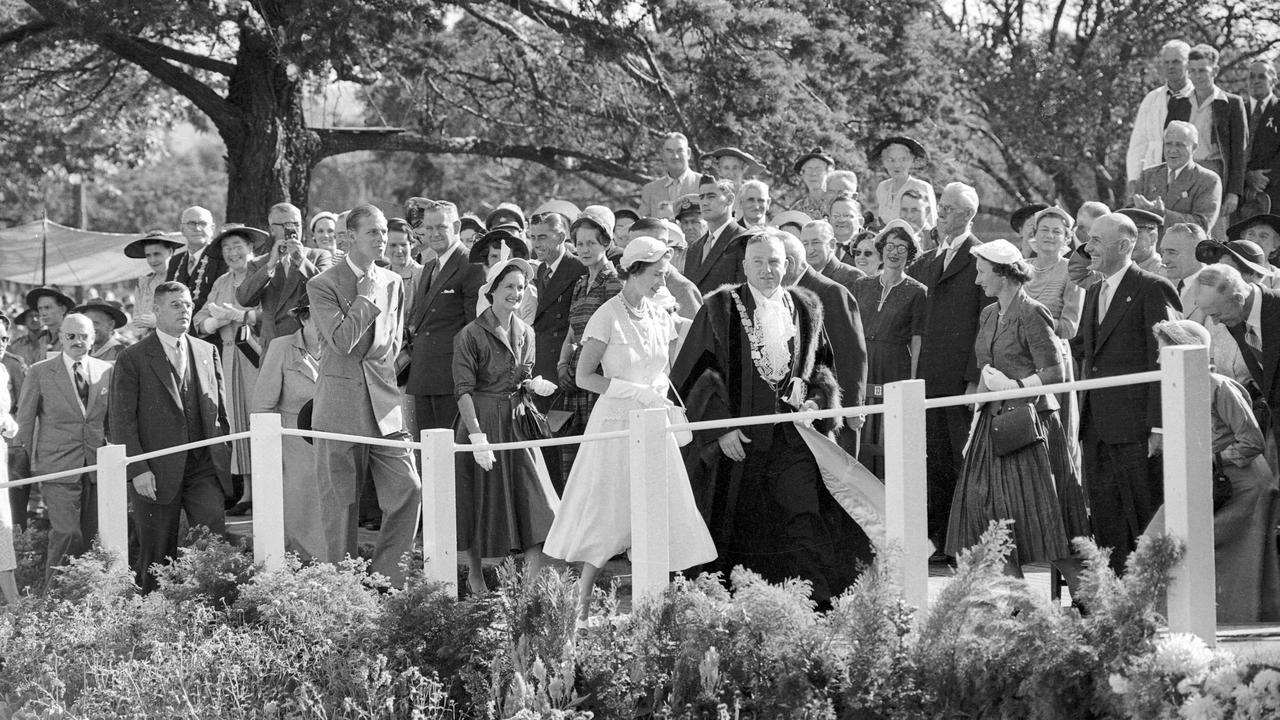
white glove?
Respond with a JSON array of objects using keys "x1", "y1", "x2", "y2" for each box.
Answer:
[
  {"x1": 981, "y1": 364, "x2": 1018, "y2": 392},
  {"x1": 133, "y1": 313, "x2": 156, "y2": 330},
  {"x1": 469, "y1": 433, "x2": 495, "y2": 471},
  {"x1": 526, "y1": 376, "x2": 557, "y2": 397},
  {"x1": 0, "y1": 415, "x2": 17, "y2": 439},
  {"x1": 604, "y1": 379, "x2": 667, "y2": 408}
]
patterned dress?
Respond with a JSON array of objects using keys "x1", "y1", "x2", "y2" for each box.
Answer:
[
  {"x1": 193, "y1": 270, "x2": 259, "y2": 475},
  {"x1": 556, "y1": 265, "x2": 623, "y2": 472},
  {"x1": 850, "y1": 273, "x2": 927, "y2": 477}
]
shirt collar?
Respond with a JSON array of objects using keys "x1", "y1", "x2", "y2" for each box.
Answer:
[
  {"x1": 747, "y1": 282, "x2": 786, "y2": 306},
  {"x1": 155, "y1": 328, "x2": 185, "y2": 353},
  {"x1": 436, "y1": 241, "x2": 460, "y2": 268},
  {"x1": 345, "y1": 254, "x2": 366, "y2": 278},
  {"x1": 1103, "y1": 261, "x2": 1131, "y2": 289},
  {"x1": 664, "y1": 167, "x2": 694, "y2": 187},
  {"x1": 710, "y1": 218, "x2": 735, "y2": 242},
  {"x1": 1191, "y1": 85, "x2": 1229, "y2": 107},
  {"x1": 61, "y1": 351, "x2": 86, "y2": 376},
  {"x1": 1167, "y1": 80, "x2": 1194, "y2": 98},
  {"x1": 187, "y1": 246, "x2": 206, "y2": 264}
]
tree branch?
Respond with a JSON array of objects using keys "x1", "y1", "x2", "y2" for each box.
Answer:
[
  {"x1": 0, "y1": 19, "x2": 55, "y2": 45},
  {"x1": 313, "y1": 128, "x2": 649, "y2": 184},
  {"x1": 131, "y1": 36, "x2": 235, "y2": 76}
]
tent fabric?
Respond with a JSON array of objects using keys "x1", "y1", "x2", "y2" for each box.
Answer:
[{"x1": 0, "y1": 219, "x2": 157, "y2": 287}]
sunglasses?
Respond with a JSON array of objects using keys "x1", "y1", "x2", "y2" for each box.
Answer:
[{"x1": 853, "y1": 250, "x2": 878, "y2": 257}]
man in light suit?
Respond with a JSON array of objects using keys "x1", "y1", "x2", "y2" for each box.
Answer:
[
  {"x1": 907, "y1": 182, "x2": 992, "y2": 557},
  {"x1": 404, "y1": 198, "x2": 487, "y2": 431},
  {"x1": 637, "y1": 133, "x2": 702, "y2": 218},
  {"x1": 237, "y1": 202, "x2": 334, "y2": 350},
  {"x1": 308, "y1": 204, "x2": 422, "y2": 585},
  {"x1": 800, "y1": 219, "x2": 864, "y2": 294},
  {"x1": 685, "y1": 175, "x2": 750, "y2": 295},
  {"x1": 14, "y1": 314, "x2": 111, "y2": 584},
  {"x1": 1075, "y1": 213, "x2": 1181, "y2": 573},
  {"x1": 109, "y1": 282, "x2": 232, "y2": 593},
  {"x1": 1132, "y1": 121, "x2": 1224, "y2": 232}
]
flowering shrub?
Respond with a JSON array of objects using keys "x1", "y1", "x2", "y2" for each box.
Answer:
[{"x1": 0, "y1": 523, "x2": 1273, "y2": 718}]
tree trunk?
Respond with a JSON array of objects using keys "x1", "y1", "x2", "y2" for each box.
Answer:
[{"x1": 220, "y1": 26, "x2": 320, "y2": 224}]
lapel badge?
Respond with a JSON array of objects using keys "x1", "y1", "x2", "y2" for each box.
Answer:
[{"x1": 1125, "y1": 296, "x2": 1132, "y2": 303}]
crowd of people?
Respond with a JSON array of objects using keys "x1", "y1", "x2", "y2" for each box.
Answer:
[{"x1": 1, "y1": 39, "x2": 1279, "y2": 625}]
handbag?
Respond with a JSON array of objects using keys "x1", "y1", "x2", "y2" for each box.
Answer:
[
  {"x1": 668, "y1": 386, "x2": 693, "y2": 447},
  {"x1": 987, "y1": 401, "x2": 1043, "y2": 457},
  {"x1": 511, "y1": 389, "x2": 553, "y2": 442},
  {"x1": 1212, "y1": 452, "x2": 1232, "y2": 513}
]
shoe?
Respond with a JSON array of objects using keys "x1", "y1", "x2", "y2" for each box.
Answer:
[
  {"x1": 226, "y1": 501, "x2": 252, "y2": 516},
  {"x1": 928, "y1": 551, "x2": 953, "y2": 566},
  {"x1": 359, "y1": 519, "x2": 382, "y2": 531}
]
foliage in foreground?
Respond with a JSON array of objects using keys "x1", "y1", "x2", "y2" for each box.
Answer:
[{"x1": 0, "y1": 522, "x2": 1276, "y2": 719}]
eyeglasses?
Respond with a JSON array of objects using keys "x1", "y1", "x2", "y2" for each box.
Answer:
[
  {"x1": 270, "y1": 221, "x2": 301, "y2": 231},
  {"x1": 182, "y1": 221, "x2": 210, "y2": 230},
  {"x1": 853, "y1": 250, "x2": 878, "y2": 257},
  {"x1": 882, "y1": 243, "x2": 911, "y2": 253}
]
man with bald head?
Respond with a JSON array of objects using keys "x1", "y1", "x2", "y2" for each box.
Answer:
[
  {"x1": 1158, "y1": 222, "x2": 1209, "y2": 323},
  {"x1": 1132, "y1": 121, "x2": 1223, "y2": 231},
  {"x1": 167, "y1": 206, "x2": 225, "y2": 338},
  {"x1": 238, "y1": 202, "x2": 334, "y2": 349},
  {"x1": 14, "y1": 313, "x2": 112, "y2": 583},
  {"x1": 1075, "y1": 212, "x2": 1182, "y2": 573},
  {"x1": 907, "y1": 181, "x2": 991, "y2": 558}
]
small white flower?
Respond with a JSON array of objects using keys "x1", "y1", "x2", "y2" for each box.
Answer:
[{"x1": 1109, "y1": 673, "x2": 1132, "y2": 695}]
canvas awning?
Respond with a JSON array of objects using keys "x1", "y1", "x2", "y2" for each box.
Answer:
[{"x1": 0, "y1": 219, "x2": 157, "y2": 287}]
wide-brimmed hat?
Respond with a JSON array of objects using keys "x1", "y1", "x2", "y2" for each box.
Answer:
[
  {"x1": 1195, "y1": 239, "x2": 1270, "y2": 277},
  {"x1": 614, "y1": 207, "x2": 640, "y2": 223},
  {"x1": 459, "y1": 213, "x2": 485, "y2": 236},
  {"x1": 770, "y1": 210, "x2": 813, "y2": 230},
  {"x1": 570, "y1": 208, "x2": 615, "y2": 245},
  {"x1": 480, "y1": 257, "x2": 535, "y2": 298},
  {"x1": 673, "y1": 194, "x2": 701, "y2": 220},
  {"x1": 662, "y1": 220, "x2": 687, "y2": 249},
  {"x1": 210, "y1": 224, "x2": 271, "y2": 258},
  {"x1": 620, "y1": 236, "x2": 673, "y2": 267},
  {"x1": 25, "y1": 287, "x2": 76, "y2": 313},
  {"x1": 1117, "y1": 207, "x2": 1164, "y2": 229},
  {"x1": 700, "y1": 146, "x2": 765, "y2": 175},
  {"x1": 124, "y1": 230, "x2": 184, "y2": 259},
  {"x1": 870, "y1": 136, "x2": 928, "y2": 163},
  {"x1": 469, "y1": 228, "x2": 531, "y2": 264},
  {"x1": 531, "y1": 200, "x2": 581, "y2": 222},
  {"x1": 73, "y1": 298, "x2": 127, "y2": 328},
  {"x1": 792, "y1": 147, "x2": 836, "y2": 175},
  {"x1": 1010, "y1": 203, "x2": 1050, "y2": 233},
  {"x1": 1226, "y1": 213, "x2": 1280, "y2": 241},
  {"x1": 970, "y1": 238, "x2": 1023, "y2": 265}
]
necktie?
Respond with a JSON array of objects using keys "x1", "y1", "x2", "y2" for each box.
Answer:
[
  {"x1": 1098, "y1": 281, "x2": 1111, "y2": 323},
  {"x1": 537, "y1": 262, "x2": 551, "y2": 289},
  {"x1": 942, "y1": 244, "x2": 956, "y2": 270},
  {"x1": 72, "y1": 361, "x2": 89, "y2": 408},
  {"x1": 702, "y1": 233, "x2": 715, "y2": 262},
  {"x1": 1176, "y1": 278, "x2": 1185, "y2": 293},
  {"x1": 1229, "y1": 322, "x2": 1265, "y2": 387},
  {"x1": 1246, "y1": 326, "x2": 1263, "y2": 364},
  {"x1": 170, "y1": 340, "x2": 188, "y2": 384}
]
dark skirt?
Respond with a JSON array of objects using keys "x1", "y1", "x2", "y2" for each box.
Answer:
[
  {"x1": 454, "y1": 392, "x2": 555, "y2": 557},
  {"x1": 945, "y1": 404, "x2": 1073, "y2": 565},
  {"x1": 858, "y1": 340, "x2": 913, "y2": 478},
  {"x1": 1042, "y1": 410, "x2": 1091, "y2": 541},
  {"x1": 557, "y1": 388, "x2": 599, "y2": 473}
]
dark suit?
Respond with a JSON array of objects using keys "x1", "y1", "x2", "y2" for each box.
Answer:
[
  {"x1": 404, "y1": 246, "x2": 486, "y2": 430},
  {"x1": 796, "y1": 268, "x2": 868, "y2": 446},
  {"x1": 109, "y1": 332, "x2": 232, "y2": 592},
  {"x1": 1224, "y1": 286, "x2": 1280, "y2": 459},
  {"x1": 167, "y1": 249, "x2": 227, "y2": 341},
  {"x1": 907, "y1": 233, "x2": 991, "y2": 549},
  {"x1": 532, "y1": 252, "x2": 586, "y2": 386},
  {"x1": 684, "y1": 221, "x2": 749, "y2": 295},
  {"x1": 1248, "y1": 97, "x2": 1280, "y2": 213},
  {"x1": 1168, "y1": 90, "x2": 1248, "y2": 202},
  {"x1": 236, "y1": 249, "x2": 334, "y2": 350},
  {"x1": 1074, "y1": 262, "x2": 1181, "y2": 572},
  {"x1": 815, "y1": 257, "x2": 865, "y2": 295}
]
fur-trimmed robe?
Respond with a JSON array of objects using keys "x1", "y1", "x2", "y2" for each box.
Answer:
[{"x1": 671, "y1": 283, "x2": 871, "y2": 593}]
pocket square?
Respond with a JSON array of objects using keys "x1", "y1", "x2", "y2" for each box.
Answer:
[{"x1": 441, "y1": 289, "x2": 456, "y2": 294}]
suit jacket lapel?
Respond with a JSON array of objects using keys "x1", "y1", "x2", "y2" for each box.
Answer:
[
  {"x1": 695, "y1": 225, "x2": 736, "y2": 285},
  {"x1": 1096, "y1": 265, "x2": 1140, "y2": 349},
  {"x1": 537, "y1": 256, "x2": 577, "y2": 317},
  {"x1": 145, "y1": 336, "x2": 183, "y2": 409},
  {"x1": 84, "y1": 358, "x2": 107, "y2": 417},
  {"x1": 938, "y1": 235, "x2": 974, "y2": 284},
  {"x1": 413, "y1": 252, "x2": 462, "y2": 333},
  {"x1": 1262, "y1": 293, "x2": 1280, "y2": 397},
  {"x1": 48, "y1": 361, "x2": 84, "y2": 417},
  {"x1": 685, "y1": 235, "x2": 708, "y2": 283}
]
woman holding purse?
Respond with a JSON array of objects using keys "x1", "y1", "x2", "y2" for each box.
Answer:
[
  {"x1": 945, "y1": 239, "x2": 1090, "y2": 591},
  {"x1": 454, "y1": 258, "x2": 559, "y2": 596},
  {"x1": 544, "y1": 236, "x2": 716, "y2": 625}
]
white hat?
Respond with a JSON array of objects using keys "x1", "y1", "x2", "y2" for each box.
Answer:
[
  {"x1": 481, "y1": 258, "x2": 534, "y2": 298},
  {"x1": 770, "y1": 210, "x2": 813, "y2": 230},
  {"x1": 620, "y1": 236, "x2": 672, "y2": 267},
  {"x1": 969, "y1": 238, "x2": 1023, "y2": 265}
]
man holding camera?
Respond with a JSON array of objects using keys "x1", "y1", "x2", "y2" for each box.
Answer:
[{"x1": 238, "y1": 203, "x2": 334, "y2": 350}]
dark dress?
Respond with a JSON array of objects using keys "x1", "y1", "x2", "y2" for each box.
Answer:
[
  {"x1": 453, "y1": 308, "x2": 556, "y2": 556},
  {"x1": 945, "y1": 290, "x2": 1091, "y2": 564},
  {"x1": 850, "y1": 273, "x2": 927, "y2": 477},
  {"x1": 557, "y1": 264, "x2": 623, "y2": 472}
]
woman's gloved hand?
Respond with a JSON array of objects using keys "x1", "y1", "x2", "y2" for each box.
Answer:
[{"x1": 469, "y1": 433, "x2": 495, "y2": 471}]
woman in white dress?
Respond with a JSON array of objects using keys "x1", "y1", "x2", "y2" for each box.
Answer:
[
  {"x1": 544, "y1": 236, "x2": 717, "y2": 620},
  {"x1": 0, "y1": 359, "x2": 20, "y2": 604}
]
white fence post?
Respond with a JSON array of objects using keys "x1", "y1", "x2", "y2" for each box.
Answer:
[
  {"x1": 95, "y1": 443, "x2": 129, "y2": 571},
  {"x1": 1161, "y1": 344, "x2": 1215, "y2": 645},
  {"x1": 421, "y1": 428, "x2": 457, "y2": 595},
  {"x1": 630, "y1": 407, "x2": 672, "y2": 604},
  {"x1": 249, "y1": 413, "x2": 286, "y2": 571},
  {"x1": 884, "y1": 379, "x2": 929, "y2": 609}
]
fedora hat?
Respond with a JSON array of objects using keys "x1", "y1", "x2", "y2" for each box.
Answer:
[
  {"x1": 124, "y1": 230, "x2": 184, "y2": 259},
  {"x1": 73, "y1": 298, "x2": 128, "y2": 329}
]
